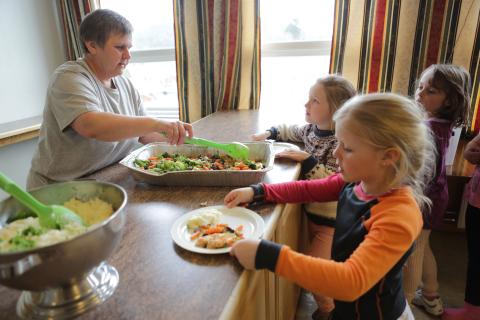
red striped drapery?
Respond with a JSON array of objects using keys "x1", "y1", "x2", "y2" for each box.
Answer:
[
  {"x1": 330, "y1": 0, "x2": 480, "y2": 133},
  {"x1": 173, "y1": 0, "x2": 260, "y2": 123},
  {"x1": 58, "y1": 0, "x2": 97, "y2": 61}
]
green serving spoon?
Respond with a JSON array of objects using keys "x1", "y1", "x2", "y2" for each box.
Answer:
[
  {"x1": 184, "y1": 137, "x2": 250, "y2": 161},
  {"x1": 0, "y1": 172, "x2": 85, "y2": 229}
]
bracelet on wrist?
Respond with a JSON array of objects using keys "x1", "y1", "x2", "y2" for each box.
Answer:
[{"x1": 249, "y1": 183, "x2": 265, "y2": 201}]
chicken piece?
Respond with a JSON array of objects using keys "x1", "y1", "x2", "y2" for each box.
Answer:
[{"x1": 195, "y1": 237, "x2": 208, "y2": 248}]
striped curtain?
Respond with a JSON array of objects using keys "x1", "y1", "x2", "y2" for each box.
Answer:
[
  {"x1": 173, "y1": 0, "x2": 260, "y2": 123},
  {"x1": 58, "y1": 0, "x2": 97, "y2": 60},
  {"x1": 330, "y1": 0, "x2": 480, "y2": 133}
]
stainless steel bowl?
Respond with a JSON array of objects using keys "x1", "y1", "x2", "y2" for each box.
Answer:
[{"x1": 0, "y1": 180, "x2": 127, "y2": 319}]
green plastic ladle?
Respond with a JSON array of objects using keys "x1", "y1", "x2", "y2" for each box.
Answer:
[
  {"x1": 185, "y1": 137, "x2": 249, "y2": 161},
  {"x1": 0, "y1": 172, "x2": 85, "y2": 229}
]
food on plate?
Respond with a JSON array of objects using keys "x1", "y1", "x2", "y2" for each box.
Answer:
[
  {"x1": 186, "y1": 208, "x2": 223, "y2": 230},
  {"x1": 0, "y1": 197, "x2": 113, "y2": 253},
  {"x1": 185, "y1": 209, "x2": 244, "y2": 249},
  {"x1": 133, "y1": 152, "x2": 264, "y2": 173},
  {"x1": 190, "y1": 223, "x2": 244, "y2": 249}
]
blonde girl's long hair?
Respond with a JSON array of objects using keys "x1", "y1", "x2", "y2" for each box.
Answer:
[
  {"x1": 333, "y1": 93, "x2": 436, "y2": 210},
  {"x1": 317, "y1": 75, "x2": 357, "y2": 115}
]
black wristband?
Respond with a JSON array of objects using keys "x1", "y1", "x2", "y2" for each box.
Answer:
[
  {"x1": 255, "y1": 239, "x2": 283, "y2": 271},
  {"x1": 301, "y1": 155, "x2": 318, "y2": 175},
  {"x1": 267, "y1": 127, "x2": 279, "y2": 140},
  {"x1": 249, "y1": 183, "x2": 265, "y2": 201}
]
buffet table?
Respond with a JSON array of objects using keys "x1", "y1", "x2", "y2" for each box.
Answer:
[{"x1": 0, "y1": 110, "x2": 303, "y2": 320}]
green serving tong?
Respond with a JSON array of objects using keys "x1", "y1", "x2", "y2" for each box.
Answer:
[
  {"x1": 185, "y1": 137, "x2": 249, "y2": 161},
  {"x1": 0, "y1": 172, "x2": 85, "y2": 229}
]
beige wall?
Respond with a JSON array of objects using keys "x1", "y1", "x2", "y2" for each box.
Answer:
[
  {"x1": 0, "y1": 0, "x2": 65, "y2": 124},
  {"x1": 0, "y1": 0, "x2": 65, "y2": 198}
]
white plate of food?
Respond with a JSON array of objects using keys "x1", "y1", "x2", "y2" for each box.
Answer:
[{"x1": 170, "y1": 205, "x2": 264, "y2": 254}]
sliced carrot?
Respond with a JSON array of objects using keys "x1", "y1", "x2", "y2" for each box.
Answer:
[
  {"x1": 190, "y1": 231, "x2": 202, "y2": 240},
  {"x1": 204, "y1": 226, "x2": 225, "y2": 235}
]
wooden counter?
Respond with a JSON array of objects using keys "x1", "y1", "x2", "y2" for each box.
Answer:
[
  {"x1": 446, "y1": 138, "x2": 475, "y2": 178},
  {"x1": 0, "y1": 110, "x2": 302, "y2": 319},
  {"x1": 444, "y1": 138, "x2": 475, "y2": 229}
]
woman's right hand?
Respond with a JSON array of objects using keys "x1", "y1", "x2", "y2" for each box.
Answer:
[
  {"x1": 156, "y1": 120, "x2": 193, "y2": 145},
  {"x1": 224, "y1": 187, "x2": 254, "y2": 208},
  {"x1": 251, "y1": 131, "x2": 271, "y2": 141}
]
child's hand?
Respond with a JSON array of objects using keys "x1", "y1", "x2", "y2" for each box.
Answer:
[
  {"x1": 251, "y1": 131, "x2": 271, "y2": 141},
  {"x1": 275, "y1": 149, "x2": 310, "y2": 162},
  {"x1": 465, "y1": 134, "x2": 480, "y2": 164},
  {"x1": 465, "y1": 149, "x2": 480, "y2": 165},
  {"x1": 224, "y1": 187, "x2": 255, "y2": 208},
  {"x1": 230, "y1": 239, "x2": 261, "y2": 270}
]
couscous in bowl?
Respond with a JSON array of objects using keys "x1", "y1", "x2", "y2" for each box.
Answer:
[{"x1": 0, "y1": 180, "x2": 127, "y2": 319}]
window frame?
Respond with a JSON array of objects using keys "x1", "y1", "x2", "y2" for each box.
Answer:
[
  {"x1": 129, "y1": 49, "x2": 175, "y2": 63},
  {"x1": 261, "y1": 40, "x2": 331, "y2": 57},
  {"x1": 126, "y1": 49, "x2": 179, "y2": 120}
]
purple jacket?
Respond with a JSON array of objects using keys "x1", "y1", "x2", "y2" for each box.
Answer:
[
  {"x1": 424, "y1": 118, "x2": 452, "y2": 229},
  {"x1": 466, "y1": 166, "x2": 480, "y2": 208}
]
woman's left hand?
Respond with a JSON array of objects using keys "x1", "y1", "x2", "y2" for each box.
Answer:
[
  {"x1": 230, "y1": 239, "x2": 261, "y2": 270},
  {"x1": 275, "y1": 149, "x2": 310, "y2": 162}
]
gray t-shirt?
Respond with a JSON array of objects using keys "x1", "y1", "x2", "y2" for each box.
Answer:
[{"x1": 27, "y1": 59, "x2": 146, "y2": 189}]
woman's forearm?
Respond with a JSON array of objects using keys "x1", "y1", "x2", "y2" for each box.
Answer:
[{"x1": 71, "y1": 111, "x2": 166, "y2": 142}]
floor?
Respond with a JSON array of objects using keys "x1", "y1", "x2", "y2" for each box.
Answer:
[{"x1": 295, "y1": 230, "x2": 468, "y2": 319}]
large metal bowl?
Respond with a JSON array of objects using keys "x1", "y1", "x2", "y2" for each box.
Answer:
[{"x1": 0, "y1": 180, "x2": 127, "y2": 319}]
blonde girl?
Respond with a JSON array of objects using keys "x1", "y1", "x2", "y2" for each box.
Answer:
[
  {"x1": 252, "y1": 75, "x2": 356, "y2": 175},
  {"x1": 403, "y1": 64, "x2": 471, "y2": 316},
  {"x1": 225, "y1": 93, "x2": 435, "y2": 320},
  {"x1": 252, "y1": 75, "x2": 356, "y2": 318}
]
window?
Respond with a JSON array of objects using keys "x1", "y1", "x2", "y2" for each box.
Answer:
[
  {"x1": 260, "y1": 0, "x2": 334, "y2": 123},
  {"x1": 100, "y1": 0, "x2": 179, "y2": 120},
  {"x1": 100, "y1": 1, "x2": 335, "y2": 122}
]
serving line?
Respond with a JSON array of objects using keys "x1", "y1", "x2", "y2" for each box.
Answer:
[{"x1": 0, "y1": 110, "x2": 302, "y2": 320}]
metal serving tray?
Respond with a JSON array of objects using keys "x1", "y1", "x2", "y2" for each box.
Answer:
[{"x1": 120, "y1": 141, "x2": 274, "y2": 186}]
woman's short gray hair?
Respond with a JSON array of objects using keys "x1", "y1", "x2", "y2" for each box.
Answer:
[{"x1": 80, "y1": 9, "x2": 133, "y2": 54}]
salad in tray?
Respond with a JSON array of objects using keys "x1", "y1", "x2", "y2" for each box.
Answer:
[{"x1": 133, "y1": 152, "x2": 264, "y2": 173}]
